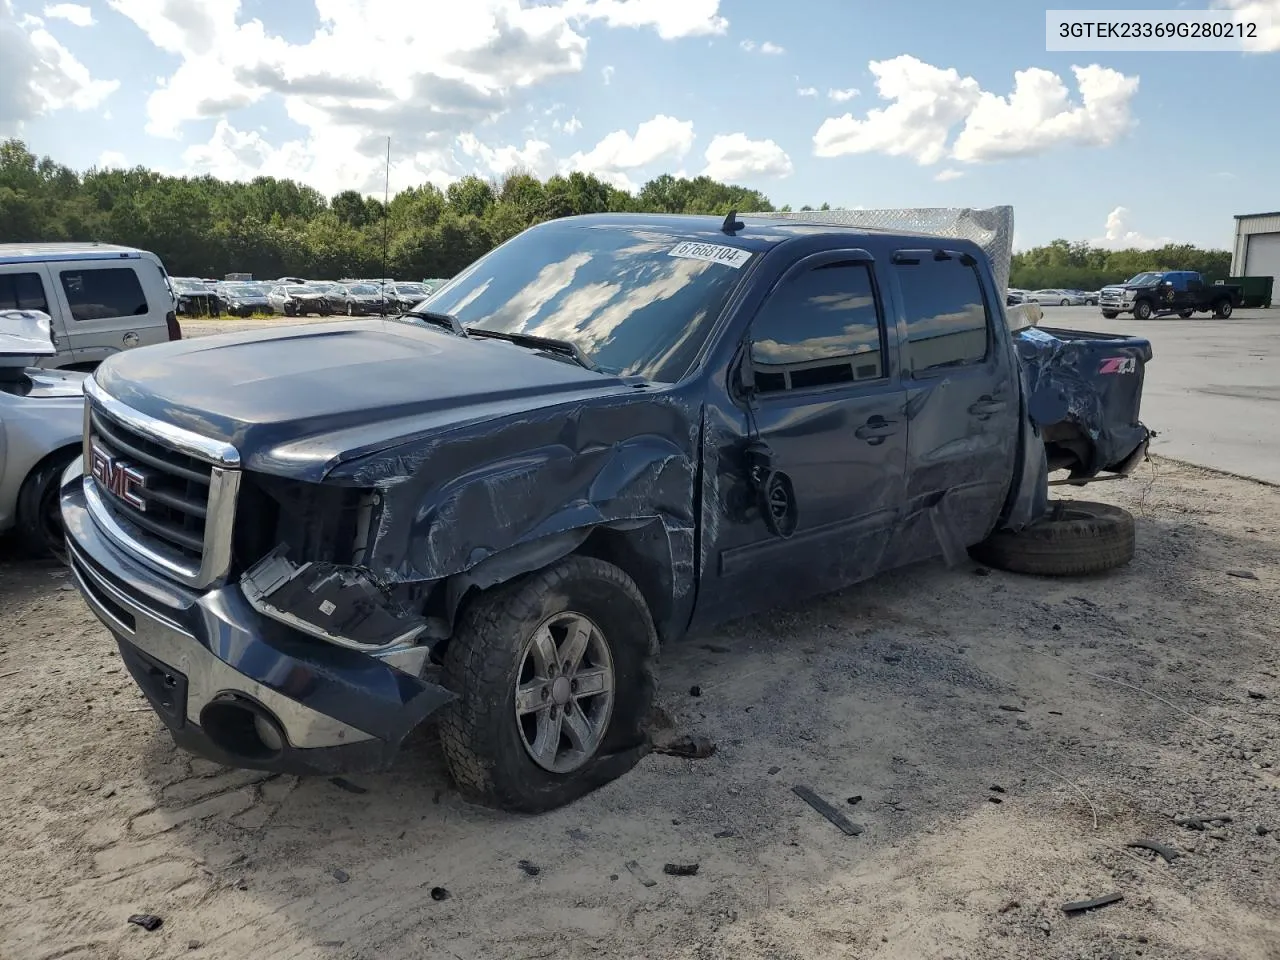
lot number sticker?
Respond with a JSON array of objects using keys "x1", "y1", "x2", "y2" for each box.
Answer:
[{"x1": 668, "y1": 241, "x2": 753, "y2": 269}]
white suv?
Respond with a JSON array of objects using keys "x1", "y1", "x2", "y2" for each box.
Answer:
[{"x1": 0, "y1": 242, "x2": 182, "y2": 372}]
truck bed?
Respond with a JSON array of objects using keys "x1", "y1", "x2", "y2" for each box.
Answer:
[{"x1": 1013, "y1": 325, "x2": 1153, "y2": 477}]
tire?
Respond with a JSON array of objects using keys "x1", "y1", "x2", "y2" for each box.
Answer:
[
  {"x1": 15, "y1": 449, "x2": 79, "y2": 563},
  {"x1": 1101, "y1": 310, "x2": 1119, "y2": 319},
  {"x1": 969, "y1": 500, "x2": 1135, "y2": 577},
  {"x1": 1214, "y1": 299, "x2": 1233, "y2": 319},
  {"x1": 1178, "y1": 309, "x2": 1194, "y2": 318},
  {"x1": 1134, "y1": 300, "x2": 1153, "y2": 320},
  {"x1": 1060, "y1": 299, "x2": 1070, "y2": 306},
  {"x1": 346, "y1": 303, "x2": 354, "y2": 316},
  {"x1": 440, "y1": 555, "x2": 658, "y2": 813}
]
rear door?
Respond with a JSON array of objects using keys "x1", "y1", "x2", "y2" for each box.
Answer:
[
  {"x1": 882, "y1": 247, "x2": 1020, "y2": 565},
  {"x1": 50, "y1": 261, "x2": 156, "y2": 364},
  {"x1": 0, "y1": 263, "x2": 74, "y2": 364},
  {"x1": 699, "y1": 249, "x2": 909, "y2": 621}
]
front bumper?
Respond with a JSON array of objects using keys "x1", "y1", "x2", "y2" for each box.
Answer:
[{"x1": 61, "y1": 470, "x2": 455, "y2": 776}]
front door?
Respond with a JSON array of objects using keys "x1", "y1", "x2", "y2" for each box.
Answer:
[
  {"x1": 696, "y1": 251, "x2": 908, "y2": 625},
  {"x1": 0, "y1": 263, "x2": 71, "y2": 362}
]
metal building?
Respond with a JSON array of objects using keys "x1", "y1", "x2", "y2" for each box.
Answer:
[{"x1": 1231, "y1": 212, "x2": 1280, "y2": 287}]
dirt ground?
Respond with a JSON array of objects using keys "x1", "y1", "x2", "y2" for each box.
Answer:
[{"x1": 1, "y1": 458, "x2": 1278, "y2": 960}]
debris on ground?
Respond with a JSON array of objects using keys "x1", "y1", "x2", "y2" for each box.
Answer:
[
  {"x1": 329, "y1": 777, "x2": 368, "y2": 795},
  {"x1": 997, "y1": 900, "x2": 1020, "y2": 914},
  {"x1": 988, "y1": 796, "x2": 1004, "y2": 805},
  {"x1": 974, "y1": 567, "x2": 991, "y2": 577},
  {"x1": 1247, "y1": 690, "x2": 1268, "y2": 700},
  {"x1": 998, "y1": 705, "x2": 1025, "y2": 713},
  {"x1": 792, "y1": 785, "x2": 864, "y2": 836},
  {"x1": 714, "y1": 829, "x2": 737, "y2": 839},
  {"x1": 517, "y1": 860, "x2": 540, "y2": 876},
  {"x1": 1176, "y1": 814, "x2": 1233, "y2": 831},
  {"x1": 1061, "y1": 892, "x2": 1123, "y2": 914},
  {"x1": 846, "y1": 795, "x2": 863, "y2": 806},
  {"x1": 625, "y1": 860, "x2": 657, "y2": 888},
  {"x1": 663, "y1": 863, "x2": 700, "y2": 877},
  {"x1": 330, "y1": 868, "x2": 349, "y2": 883},
  {"x1": 990, "y1": 785, "x2": 1006, "y2": 794},
  {"x1": 127, "y1": 914, "x2": 163, "y2": 931},
  {"x1": 652, "y1": 734, "x2": 716, "y2": 759},
  {"x1": 701, "y1": 644, "x2": 730, "y2": 654},
  {"x1": 1226, "y1": 569, "x2": 1259, "y2": 580},
  {"x1": 1127, "y1": 840, "x2": 1180, "y2": 863},
  {"x1": 689, "y1": 685, "x2": 702, "y2": 697},
  {"x1": 187, "y1": 940, "x2": 202, "y2": 950},
  {"x1": 767, "y1": 766, "x2": 781, "y2": 775},
  {"x1": 429, "y1": 887, "x2": 450, "y2": 901}
]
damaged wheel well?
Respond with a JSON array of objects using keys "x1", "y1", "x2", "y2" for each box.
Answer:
[{"x1": 438, "y1": 520, "x2": 678, "y2": 654}]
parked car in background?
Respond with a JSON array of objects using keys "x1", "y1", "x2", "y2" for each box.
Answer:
[
  {"x1": 276, "y1": 276, "x2": 307, "y2": 285},
  {"x1": 1072, "y1": 289, "x2": 1100, "y2": 305},
  {"x1": 386, "y1": 281, "x2": 430, "y2": 312},
  {"x1": 0, "y1": 310, "x2": 85, "y2": 558},
  {"x1": 268, "y1": 283, "x2": 332, "y2": 317},
  {"x1": 1028, "y1": 289, "x2": 1085, "y2": 306},
  {"x1": 172, "y1": 277, "x2": 221, "y2": 317},
  {"x1": 330, "y1": 282, "x2": 388, "y2": 316},
  {"x1": 216, "y1": 282, "x2": 273, "y2": 317},
  {"x1": 1100, "y1": 271, "x2": 1243, "y2": 320},
  {"x1": 1006, "y1": 288, "x2": 1028, "y2": 306},
  {"x1": 0, "y1": 242, "x2": 181, "y2": 372}
]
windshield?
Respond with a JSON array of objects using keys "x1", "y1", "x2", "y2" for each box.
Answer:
[
  {"x1": 223, "y1": 284, "x2": 261, "y2": 296},
  {"x1": 286, "y1": 284, "x2": 319, "y2": 294},
  {"x1": 173, "y1": 279, "x2": 204, "y2": 292},
  {"x1": 419, "y1": 221, "x2": 752, "y2": 381},
  {"x1": 1126, "y1": 272, "x2": 1163, "y2": 286},
  {"x1": 395, "y1": 283, "x2": 426, "y2": 295},
  {"x1": 349, "y1": 284, "x2": 380, "y2": 295}
]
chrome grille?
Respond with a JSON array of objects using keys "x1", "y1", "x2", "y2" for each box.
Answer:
[{"x1": 82, "y1": 378, "x2": 241, "y2": 589}]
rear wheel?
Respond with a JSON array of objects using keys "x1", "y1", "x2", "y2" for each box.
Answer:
[
  {"x1": 1134, "y1": 300, "x2": 1153, "y2": 320},
  {"x1": 440, "y1": 555, "x2": 658, "y2": 813},
  {"x1": 15, "y1": 449, "x2": 79, "y2": 563},
  {"x1": 1214, "y1": 299, "x2": 1233, "y2": 319},
  {"x1": 1060, "y1": 298, "x2": 1070, "y2": 306},
  {"x1": 970, "y1": 500, "x2": 1135, "y2": 577}
]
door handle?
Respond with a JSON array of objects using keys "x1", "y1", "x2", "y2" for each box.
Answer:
[
  {"x1": 855, "y1": 416, "x2": 899, "y2": 444},
  {"x1": 968, "y1": 397, "x2": 1007, "y2": 417}
]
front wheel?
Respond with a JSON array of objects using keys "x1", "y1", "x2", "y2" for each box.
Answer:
[
  {"x1": 1214, "y1": 299, "x2": 1233, "y2": 319},
  {"x1": 1101, "y1": 310, "x2": 1119, "y2": 319},
  {"x1": 1134, "y1": 300, "x2": 1153, "y2": 320},
  {"x1": 346, "y1": 303, "x2": 354, "y2": 316},
  {"x1": 440, "y1": 556, "x2": 658, "y2": 813},
  {"x1": 15, "y1": 450, "x2": 79, "y2": 563},
  {"x1": 1060, "y1": 299, "x2": 1070, "y2": 306}
]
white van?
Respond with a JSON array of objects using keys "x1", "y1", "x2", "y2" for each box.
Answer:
[{"x1": 0, "y1": 242, "x2": 181, "y2": 371}]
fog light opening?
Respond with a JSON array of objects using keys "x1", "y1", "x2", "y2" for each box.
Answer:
[{"x1": 200, "y1": 695, "x2": 287, "y2": 762}]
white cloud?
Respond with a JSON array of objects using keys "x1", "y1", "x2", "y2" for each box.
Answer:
[
  {"x1": 554, "y1": 113, "x2": 583, "y2": 135},
  {"x1": 934, "y1": 168, "x2": 963, "y2": 182},
  {"x1": 0, "y1": 2, "x2": 119, "y2": 133},
  {"x1": 951, "y1": 65, "x2": 1139, "y2": 162},
  {"x1": 797, "y1": 86, "x2": 818, "y2": 97},
  {"x1": 457, "y1": 132, "x2": 556, "y2": 178},
  {"x1": 827, "y1": 87, "x2": 859, "y2": 101},
  {"x1": 814, "y1": 55, "x2": 981, "y2": 164},
  {"x1": 1091, "y1": 206, "x2": 1171, "y2": 250},
  {"x1": 602, "y1": 64, "x2": 615, "y2": 84},
  {"x1": 813, "y1": 54, "x2": 1139, "y2": 166},
  {"x1": 702, "y1": 133, "x2": 793, "y2": 181},
  {"x1": 1212, "y1": 0, "x2": 1280, "y2": 51},
  {"x1": 564, "y1": 113, "x2": 695, "y2": 190},
  {"x1": 97, "y1": 150, "x2": 127, "y2": 168},
  {"x1": 740, "y1": 38, "x2": 783, "y2": 53},
  {"x1": 43, "y1": 3, "x2": 93, "y2": 26},
  {"x1": 739, "y1": 38, "x2": 754, "y2": 51},
  {"x1": 563, "y1": 0, "x2": 728, "y2": 40}
]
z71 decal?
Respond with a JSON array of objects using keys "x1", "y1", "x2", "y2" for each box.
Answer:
[{"x1": 1099, "y1": 357, "x2": 1137, "y2": 375}]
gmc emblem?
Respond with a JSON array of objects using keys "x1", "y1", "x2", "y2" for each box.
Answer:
[{"x1": 90, "y1": 445, "x2": 149, "y2": 511}]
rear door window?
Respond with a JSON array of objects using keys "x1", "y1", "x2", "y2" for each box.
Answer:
[
  {"x1": 0, "y1": 271, "x2": 51, "y2": 312},
  {"x1": 59, "y1": 267, "x2": 149, "y2": 322},
  {"x1": 893, "y1": 253, "x2": 991, "y2": 374}
]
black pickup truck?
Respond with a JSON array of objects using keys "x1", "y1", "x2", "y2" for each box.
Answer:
[
  {"x1": 1099, "y1": 270, "x2": 1243, "y2": 320},
  {"x1": 60, "y1": 213, "x2": 1153, "y2": 812}
]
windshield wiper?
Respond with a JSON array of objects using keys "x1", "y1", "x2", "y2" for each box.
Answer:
[
  {"x1": 403, "y1": 309, "x2": 468, "y2": 338},
  {"x1": 464, "y1": 328, "x2": 597, "y2": 371}
]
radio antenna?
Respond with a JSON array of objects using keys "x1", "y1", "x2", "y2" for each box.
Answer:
[{"x1": 380, "y1": 135, "x2": 391, "y2": 316}]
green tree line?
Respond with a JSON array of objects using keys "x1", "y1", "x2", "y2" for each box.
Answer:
[
  {"x1": 3, "y1": 139, "x2": 1229, "y2": 287},
  {"x1": 1010, "y1": 238, "x2": 1233, "y2": 291}
]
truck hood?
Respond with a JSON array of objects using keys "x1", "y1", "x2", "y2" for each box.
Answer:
[{"x1": 92, "y1": 319, "x2": 635, "y2": 480}]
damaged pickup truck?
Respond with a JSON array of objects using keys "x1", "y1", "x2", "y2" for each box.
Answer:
[{"x1": 61, "y1": 212, "x2": 1153, "y2": 812}]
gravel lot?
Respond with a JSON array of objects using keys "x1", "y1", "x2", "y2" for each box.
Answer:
[{"x1": 1, "y1": 316, "x2": 1277, "y2": 960}]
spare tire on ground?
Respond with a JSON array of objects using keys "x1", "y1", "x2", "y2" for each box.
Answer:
[{"x1": 969, "y1": 500, "x2": 1135, "y2": 576}]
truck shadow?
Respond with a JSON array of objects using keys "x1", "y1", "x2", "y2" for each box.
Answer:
[{"x1": 108, "y1": 498, "x2": 1278, "y2": 957}]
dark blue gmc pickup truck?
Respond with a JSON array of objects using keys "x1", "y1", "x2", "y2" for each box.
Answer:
[{"x1": 61, "y1": 213, "x2": 1153, "y2": 812}]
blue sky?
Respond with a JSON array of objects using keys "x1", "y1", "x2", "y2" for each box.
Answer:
[{"x1": 1, "y1": 0, "x2": 1276, "y2": 250}]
